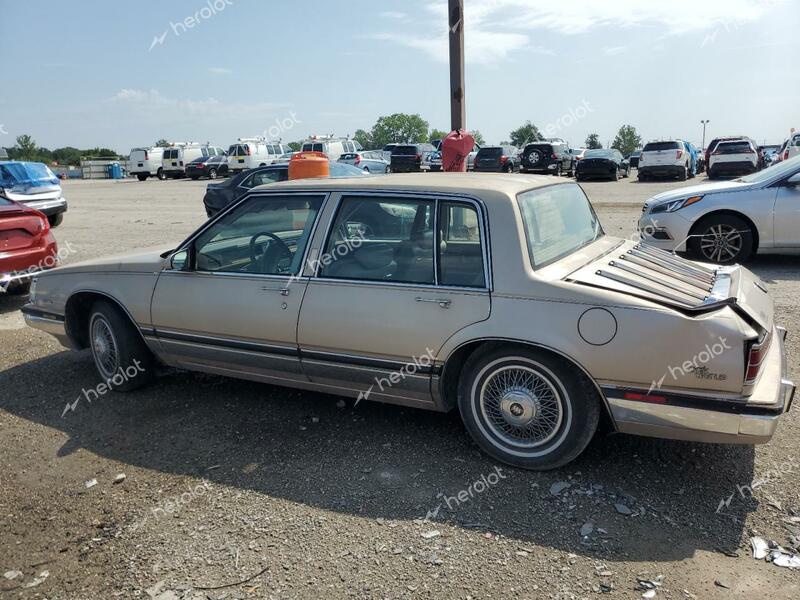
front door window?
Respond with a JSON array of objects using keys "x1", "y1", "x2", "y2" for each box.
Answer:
[{"x1": 193, "y1": 194, "x2": 324, "y2": 276}]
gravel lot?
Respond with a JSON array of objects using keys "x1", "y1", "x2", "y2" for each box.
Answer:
[{"x1": 1, "y1": 173, "x2": 799, "y2": 599}]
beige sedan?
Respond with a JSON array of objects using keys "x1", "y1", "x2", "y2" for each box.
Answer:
[{"x1": 22, "y1": 174, "x2": 795, "y2": 469}]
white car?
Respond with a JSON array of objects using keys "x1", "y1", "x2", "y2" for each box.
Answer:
[
  {"x1": 128, "y1": 147, "x2": 165, "y2": 181},
  {"x1": 638, "y1": 140, "x2": 693, "y2": 181},
  {"x1": 163, "y1": 144, "x2": 226, "y2": 178},
  {"x1": 300, "y1": 137, "x2": 360, "y2": 162},
  {"x1": 639, "y1": 155, "x2": 800, "y2": 263},
  {"x1": 708, "y1": 139, "x2": 758, "y2": 179},
  {"x1": 227, "y1": 139, "x2": 286, "y2": 173},
  {"x1": 781, "y1": 133, "x2": 800, "y2": 162}
]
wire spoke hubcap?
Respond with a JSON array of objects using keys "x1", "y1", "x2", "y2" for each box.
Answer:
[
  {"x1": 700, "y1": 224, "x2": 743, "y2": 262},
  {"x1": 480, "y1": 366, "x2": 564, "y2": 448},
  {"x1": 91, "y1": 316, "x2": 119, "y2": 379}
]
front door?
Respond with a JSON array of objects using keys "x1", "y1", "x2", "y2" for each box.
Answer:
[
  {"x1": 297, "y1": 193, "x2": 491, "y2": 408},
  {"x1": 151, "y1": 192, "x2": 326, "y2": 384},
  {"x1": 773, "y1": 178, "x2": 800, "y2": 248}
]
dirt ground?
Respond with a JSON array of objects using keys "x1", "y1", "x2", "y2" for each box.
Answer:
[{"x1": 1, "y1": 173, "x2": 798, "y2": 599}]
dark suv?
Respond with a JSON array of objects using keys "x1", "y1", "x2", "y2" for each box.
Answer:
[
  {"x1": 474, "y1": 145, "x2": 519, "y2": 172},
  {"x1": 390, "y1": 143, "x2": 436, "y2": 173},
  {"x1": 520, "y1": 140, "x2": 572, "y2": 176}
]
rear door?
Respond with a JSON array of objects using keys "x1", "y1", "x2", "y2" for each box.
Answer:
[
  {"x1": 391, "y1": 145, "x2": 419, "y2": 172},
  {"x1": 297, "y1": 192, "x2": 491, "y2": 407}
]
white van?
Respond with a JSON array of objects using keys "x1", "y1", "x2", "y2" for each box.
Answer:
[
  {"x1": 227, "y1": 138, "x2": 286, "y2": 173},
  {"x1": 128, "y1": 147, "x2": 165, "y2": 181},
  {"x1": 162, "y1": 144, "x2": 226, "y2": 178},
  {"x1": 300, "y1": 137, "x2": 360, "y2": 161}
]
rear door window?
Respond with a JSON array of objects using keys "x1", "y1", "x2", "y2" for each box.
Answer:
[
  {"x1": 643, "y1": 141, "x2": 680, "y2": 152},
  {"x1": 438, "y1": 202, "x2": 485, "y2": 288}
]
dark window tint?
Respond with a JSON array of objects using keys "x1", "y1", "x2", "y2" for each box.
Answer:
[
  {"x1": 392, "y1": 145, "x2": 417, "y2": 155},
  {"x1": 320, "y1": 196, "x2": 434, "y2": 284},
  {"x1": 643, "y1": 141, "x2": 680, "y2": 151},
  {"x1": 477, "y1": 147, "x2": 503, "y2": 159},
  {"x1": 439, "y1": 202, "x2": 485, "y2": 287},
  {"x1": 717, "y1": 142, "x2": 753, "y2": 154}
]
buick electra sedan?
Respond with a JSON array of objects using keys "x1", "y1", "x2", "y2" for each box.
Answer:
[{"x1": 23, "y1": 174, "x2": 794, "y2": 469}]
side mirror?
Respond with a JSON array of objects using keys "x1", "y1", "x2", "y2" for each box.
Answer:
[
  {"x1": 786, "y1": 173, "x2": 800, "y2": 186},
  {"x1": 170, "y1": 249, "x2": 189, "y2": 270}
]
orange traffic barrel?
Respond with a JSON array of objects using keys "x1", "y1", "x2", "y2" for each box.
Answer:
[{"x1": 288, "y1": 151, "x2": 330, "y2": 180}]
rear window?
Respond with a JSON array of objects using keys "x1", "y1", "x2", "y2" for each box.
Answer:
[
  {"x1": 392, "y1": 145, "x2": 417, "y2": 155},
  {"x1": 717, "y1": 141, "x2": 753, "y2": 154},
  {"x1": 643, "y1": 141, "x2": 680, "y2": 152},
  {"x1": 0, "y1": 162, "x2": 58, "y2": 185},
  {"x1": 477, "y1": 147, "x2": 503, "y2": 159}
]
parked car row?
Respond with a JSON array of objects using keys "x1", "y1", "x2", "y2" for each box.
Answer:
[{"x1": 127, "y1": 136, "x2": 364, "y2": 181}]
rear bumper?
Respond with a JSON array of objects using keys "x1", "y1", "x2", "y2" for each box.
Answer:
[
  {"x1": 20, "y1": 196, "x2": 68, "y2": 217},
  {"x1": 709, "y1": 161, "x2": 757, "y2": 175},
  {"x1": 603, "y1": 325, "x2": 794, "y2": 444},
  {"x1": 639, "y1": 165, "x2": 682, "y2": 177}
]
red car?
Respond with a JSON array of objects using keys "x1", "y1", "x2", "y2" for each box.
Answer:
[{"x1": 0, "y1": 197, "x2": 58, "y2": 295}]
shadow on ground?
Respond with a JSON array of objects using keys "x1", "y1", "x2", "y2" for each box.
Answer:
[{"x1": 1, "y1": 345, "x2": 758, "y2": 564}]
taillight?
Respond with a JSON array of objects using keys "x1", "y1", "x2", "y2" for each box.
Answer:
[
  {"x1": 473, "y1": 155, "x2": 478, "y2": 167},
  {"x1": 745, "y1": 331, "x2": 772, "y2": 383},
  {"x1": 500, "y1": 155, "x2": 508, "y2": 164},
  {"x1": 144, "y1": 151, "x2": 149, "y2": 160},
  {"x1": 354, "y1": 154, "x2": 361, "y2": 165},
  {"x1": 676, "y1": 150, "x2": 683, "y2": 159},
  {"x1": 416, "y1": 153, "x2": 422, "y2": 160},
  {"x1": 245, "y1": 146, "x2": 251, "y2": 156},
  {"x1": 784, "y1": 150, "x2": 789, "y2": 160},
  {"x1": 551, "y1": 153, "x2": 557, "y2": 159}
]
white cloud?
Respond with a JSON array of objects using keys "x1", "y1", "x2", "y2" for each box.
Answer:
[
  {"x1": 111, "y1": 89, "x2": 222, "y2": 114},
  {"x1": 369, "y1": 0, "x2": 785, "y2": 65},
  {"x1": 603, "y1": 46, "x2": 626, "y2": 56},
  {"x1": 208, "y1": 67, "x2": 231, "y2": 75},
  {"x1": 380, "y1": 11, "x2": 408, "y2": 20}
]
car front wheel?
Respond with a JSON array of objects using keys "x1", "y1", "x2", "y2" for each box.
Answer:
[
  {"x1": 48, "y1": 213, "x2": 64, "y2": 227},
  {"x1": 88, "y1": 300, "x2": 156, "y2": 391},
  {"x1": 689, "y1": 214, "x2": 754, "y2": 264},
  {"x1": 458, "y1": 346, "x2": 600, "y2": 470},
  {"x1": 157, "y1": 168, "x2": 166, "y2": 181}
]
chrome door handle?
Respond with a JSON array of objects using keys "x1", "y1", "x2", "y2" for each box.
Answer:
[
  {"x1": 261, "y1": 286, "x2": 290, "y2": 296},
  {"x1": 415, "y1": 297, "x2": 451, "y2": 308}
]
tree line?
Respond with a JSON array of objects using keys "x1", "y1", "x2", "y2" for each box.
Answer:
[
  {"x1": 2, "y1": 119, "x2": 643, "y2": 166},
  {"x1": 3, "y1": 134, "x2": 121, "y2": 165}
]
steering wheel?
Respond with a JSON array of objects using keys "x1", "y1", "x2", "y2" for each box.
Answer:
[{"x1": 249, "y1": 231, "x2": 292, "y2": 272}]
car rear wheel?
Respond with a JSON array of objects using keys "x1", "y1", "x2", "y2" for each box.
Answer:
[
  {"x1": 363, "y1": 166, "x2": 370, "y2": 173},
  {"x1": 689, "y1": 214, "x2": 754, "y2": 264},
  {"x1": 88, "y1": 300, "x2": 156, "y2": 391},
  {"x1": 157, "y1": 168, "x2": 166, "y2": 180},
  {"x1": 678, "y1": 165, "x2": 688, "y2": 181},
  {"x1": 6, "y1": 281, "x2": 31, "y2": 295},
  {"x1": 208, "y1": 168, "x2": 218, "y2": 179},
  {"x1": 48, "y1": 213, "x2": 63, "y2": 227},
  {"x1": 136, "y1": 174, "x2": 148, "y2": 182},
  {"x1": 458, "y1": 346, "x2": 600, "y2": 470}
]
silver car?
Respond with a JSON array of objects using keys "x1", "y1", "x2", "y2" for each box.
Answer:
[
  {"x1": 337, "y1": 151, "x2": 389, "y2": 174},
  {"x1": 23, "y1": 174, "x2": 794, "y2": 470},
  {"x1": 640, "y1": 155, "x2": 800, "y2": 263}
]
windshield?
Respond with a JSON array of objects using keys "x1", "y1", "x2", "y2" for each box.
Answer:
[
  {"x1": 738, "y1": 154, "x2": 800, "y2": 184},
  {"x1": 517, "y1": 184, "x2": 603, "y2": 269}
]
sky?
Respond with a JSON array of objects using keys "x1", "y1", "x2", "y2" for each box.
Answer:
[{"x1": 0, "y1": 0, "x2": 797, "y2": 153}]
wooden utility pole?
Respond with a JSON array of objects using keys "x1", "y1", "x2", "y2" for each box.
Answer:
[{"x1": 448, "y1": 0, "x2": 465, "y2": 131}]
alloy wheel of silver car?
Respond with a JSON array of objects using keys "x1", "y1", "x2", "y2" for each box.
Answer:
[
  {"x1": 699, "y1": 224, "x2": 744, "y2": 263},
  {"x1": 478, "y1": 364, "x2": 565, "y2": 448},
  {"x1": 90, "y1": 313, "x2": 120, "y2": 380}
]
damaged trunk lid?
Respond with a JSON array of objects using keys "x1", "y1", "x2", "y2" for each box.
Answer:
[{"x1": 567, "y1": 241, "x2": 773, "y2": 331}]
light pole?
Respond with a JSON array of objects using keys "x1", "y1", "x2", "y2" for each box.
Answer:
[
  {"x1": 448, "y1": 0, "x2": 465, "y2": 132},
  {"x1": 700, "y1": 120, "x2": 710, "y2": 149}
]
